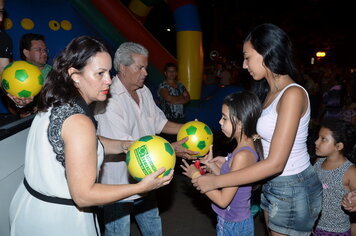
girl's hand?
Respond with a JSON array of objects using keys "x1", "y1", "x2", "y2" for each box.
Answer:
[
  {"x1": 139, "y1": 167, "x2": 174, "y2": 192},
  {"x1": 200, "y1": 146, "x2": 221, "y2": 175},
  {"x1": 200, "y1": 145, "x2": 213, "y2": 162},
  {"x1": 191, "y1": 173, "x2": 217, "y2": 193},
  {"x1": 209, "y1": 156, "x2": 226, "y2": 169},
  {"x1": 180, "y1": 159, "x2": 200, "y2": 179},
  {"x1": 341, "y1": 190, "x2": 356, "y2": 212}
]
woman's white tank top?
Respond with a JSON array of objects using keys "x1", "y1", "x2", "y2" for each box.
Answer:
[{"x1": 257, "y1": 83, "x2": 311, "y2": 176}]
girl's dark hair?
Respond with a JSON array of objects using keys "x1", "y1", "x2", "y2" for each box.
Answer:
[
  {"x1": 223, "y1": 90, "x2": 263, "y2": 161},
  {"x1": 244, "y1": 23, "x2": 298, "y2": 102},
  {"x1": 37, "y1": 36, "x2": 109, "y2": 111},
  {"x1": 320, "y1": 119, "x2": 356, "y2": 160}
]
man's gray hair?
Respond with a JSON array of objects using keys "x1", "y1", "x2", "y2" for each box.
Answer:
[{"x1": 114, "y1": 42, "x2": 148, "y2": 72}]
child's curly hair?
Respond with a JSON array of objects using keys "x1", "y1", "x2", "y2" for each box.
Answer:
[{"x1": 320, "y1": 118, "x2": 356, "y2": 161}]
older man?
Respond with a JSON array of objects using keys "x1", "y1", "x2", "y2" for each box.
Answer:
[{"x1": 95, "y1": 42, "x2": 195, "y2": 236}]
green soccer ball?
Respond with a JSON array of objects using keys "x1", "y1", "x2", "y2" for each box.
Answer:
[
  {"x1": 177, "y1": 121, "x2": 213, "y2": 157},
  {"x1": 126, "y1": 135, "x2": 176, "y2": 182},
  {"x1": 1, "y1": 60, "x2": 43, "y2": 98}
]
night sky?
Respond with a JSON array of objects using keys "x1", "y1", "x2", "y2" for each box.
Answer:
[{"x1": 143, "y1": 0, "x2": 356, "y2": 69}]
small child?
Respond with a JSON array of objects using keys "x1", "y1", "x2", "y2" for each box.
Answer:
[
  {"x1": 181, "y1": 91, "x2": 263, "y2": 236},
  {"x1": 313, "y1": 119, "x2": 356, "y2": 236}
]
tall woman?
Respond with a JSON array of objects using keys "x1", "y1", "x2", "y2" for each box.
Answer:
[
  {"x1": 9, "y1": 36, "x2": 173, "y2": 236},
  {"x1": 192, "y1": 23, "x2": 322, "y2": 236}
]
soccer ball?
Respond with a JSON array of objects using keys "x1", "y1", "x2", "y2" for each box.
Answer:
[
  {"x1": 126, "y1": 135, "x2": 176, "y2": 181},
  {"x1": 1, "y1": 60, "x2": 43, "y2": 98},
  {"x1": 177, "y1": 121, "x2": 213, "y2": 157}
]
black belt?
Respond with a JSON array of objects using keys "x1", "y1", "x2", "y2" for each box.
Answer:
[
  {"x1": 23, "y1": 178, "x2": 100, "y2": 236},
  {"x1": 23, "y1": 178, "x2": 76, "y2": 206}
]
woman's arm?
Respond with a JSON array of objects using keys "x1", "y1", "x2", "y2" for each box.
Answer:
[
  {"x1": 191, "y1": 173, "x2": 239, "y2": 208},
  {"x1": 344, "y1": 165, "x2": 356, "y2": 191},
  {"x1": 192, "y1": 87, "x2": 307, "y2": 193},
  {"x1": 342, "y1": 190, "x2": 356, "y2": 212},
  {"x1": 159, "y1": 88, "x2": 190, "y2": 104},
  {"x1": 204, "y1": 149, "x2": 256, "y2": 208},
  {"x1": 62, "y1": 114, "x2": 173, "y2": 207},
  {"x1": 182, "y1": 89, "x2": 191, "y2": 104}
]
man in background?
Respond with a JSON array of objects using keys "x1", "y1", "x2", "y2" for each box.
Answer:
[{"x1": 6, "y1": 33, "x2": 52, "y2": 115}]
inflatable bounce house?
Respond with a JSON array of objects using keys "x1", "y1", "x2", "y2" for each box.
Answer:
[{"x1": 3, "y1": 0, "x2": 243, "y2": 131}]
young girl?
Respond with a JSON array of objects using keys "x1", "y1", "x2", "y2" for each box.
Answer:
[
  {"x1": 192, "y1": 23, "x2": 323, "y2": 236},
  {"x1": 181, "y1": 90, "x2": 263, "y2": 236},
  {"x1": 313, "y1": 119, "x2": 356, "y2": 235}
]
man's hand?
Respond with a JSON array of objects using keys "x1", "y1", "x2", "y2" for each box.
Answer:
[
  {"x1": 120, "y1": 140, "x2": 133, "y2": 154},
  {"x1": 171, "y1": 136, "x2": 199, "y2": 160}
]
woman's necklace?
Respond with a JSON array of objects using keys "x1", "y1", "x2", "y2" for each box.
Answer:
[
  {"x1": 263, "y1": 93, "x2": 275, "y2": 108},
  {"x1": 264, "y1": 80, "x2": 280, "y2": 108}
]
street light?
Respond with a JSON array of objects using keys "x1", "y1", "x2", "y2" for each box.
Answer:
[{"x1": 316, "y1": 51, "x2": 326, "y2": 57}]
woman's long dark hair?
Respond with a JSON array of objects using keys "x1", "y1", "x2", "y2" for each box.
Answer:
[
  {"x1": 244, "y1": 23, "x2": 298, "y2": 102},
  {"x1": 223, "y1": 91, "x2": 263, "y2": 161},
  {"x1": 37, "y1": 36, "x2": 109, "y2": 111}
]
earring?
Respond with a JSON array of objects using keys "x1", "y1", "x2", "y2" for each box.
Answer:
[{"x1": 74, "y1": 81, "x2": 79, "y2": 83}]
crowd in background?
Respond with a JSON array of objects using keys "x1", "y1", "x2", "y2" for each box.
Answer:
[
  {"x1": 0, "y1": 6, "x2": 355, "y2": 233},
  {"x1": 203, "y1": 57, "x2": 355, "y2": 127}
]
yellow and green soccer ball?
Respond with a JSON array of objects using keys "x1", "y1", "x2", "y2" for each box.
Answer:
[
  {"x1": 126, "y1": 135, "x2": 176, "y2": 182},
  {"x1": 177, "y1": 120, "x2": 213, "y2": 157},
  {"x1": 1, "y1": 60, "x2": 43, "y2": 98}
]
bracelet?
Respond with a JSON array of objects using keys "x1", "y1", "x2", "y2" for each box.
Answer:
[
  {"x1": 15, "y1": 104, "x2": 25, "y2": 108},
  {"x1": 191, "y1": 172, "x2": 201, "y2": 179}
]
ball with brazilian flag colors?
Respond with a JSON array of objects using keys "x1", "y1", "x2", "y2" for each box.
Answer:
[
  {"x1": 177, "y1": 120, "x2": 213, "y2": 157},
  {"x1": 126, "y1": 135, "x2": 176, "y2": 182},
  {"x1": 1, "y1": 60, "x2": 43, "y2": 98}
]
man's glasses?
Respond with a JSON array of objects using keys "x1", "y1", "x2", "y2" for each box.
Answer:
[{"x1": 31, "y1": 48, "x2": 49, "y2": 54}]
